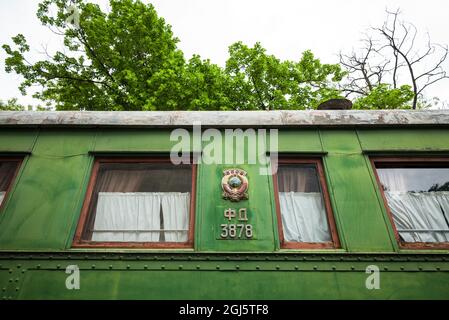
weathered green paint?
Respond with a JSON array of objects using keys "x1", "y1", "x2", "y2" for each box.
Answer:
[
  {"x1": 15, "y1": 269, "x2": 449, "y2": 300},
  {"x1": 0, "y1": 129, "x2": 94, "y2": 250},
  {"x1": 198, "y1": 131, "x2": 276, "y2": 251},
  {"x1": 357, "y1": 129, "x2": 449, "y2": 151},
  {"x1": 0, "y1": 127, "x2": 448, "y2": 299},
  {"x1": 94, "y1": 129, "x2": 184, "y2": 152},
  {"x1": 197, "y1": 164, "x2": 275, "y2": 252},
  {"x1": 0, "y1": 128, "x2": 38, "y2": 152},
  {"x1": 277, "y1": 130, "x2": 323, "y2": 153},
  {"x1": 320, "y1": 130, "x2": 395, "y2": 252},
  {"x1": 1, "y1": 254, "x2": 448, "y2": 300}
]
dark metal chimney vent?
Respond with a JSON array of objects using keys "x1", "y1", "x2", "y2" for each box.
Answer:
[{"x1": 317, "y1": 98, "x2": 352, "y2": 110}]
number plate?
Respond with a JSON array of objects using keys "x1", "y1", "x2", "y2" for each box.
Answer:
[{"x1": 219, "y1": 207, "x2": 254, "y2": 240}]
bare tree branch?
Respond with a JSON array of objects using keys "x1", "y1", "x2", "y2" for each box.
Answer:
[{"x1": 340, "y1": 8, "x2": 449, "y2": 109}]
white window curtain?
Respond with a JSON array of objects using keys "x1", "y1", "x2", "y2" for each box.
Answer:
[
  {"x1": 92, "y1": 192, "x2": 190, "y2": 242},
  {"x1": 0, "y1": 191, "x2": 5, "y2": 204},
  {"x1": 385, "y1": 191, "x2": 449, "y2": 242},
  {"x1": 434, "y1": 192, "x2": 449, "y2": 223},
  {"x1": 279, "y1": 192, "x2": 331, "y2": 242},
  {"x1": 161, "y1": 193, "x2": 190, "y2": 242}
]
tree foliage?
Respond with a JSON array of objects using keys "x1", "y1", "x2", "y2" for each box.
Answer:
[
  {"x1": 226, "y1": 42, "x2": 345, "y2": 110},
  {"x1": 428, "y1": 181, "x2": 449, "y2": 192},
  {"x1": 0, "y1": 98, "x2": 27, "y2": 111},
  {"x1": 352, "y1": 84, "x2": 414, "y2": 109},
  {"x1": 2, "y1": 0, "x2": 345, "y2": 111},
  {"x1": 4, "y1": 0, "x2": 187, "y2": 110},
  {"x1": 3, "y1": 2, "x2": 447, "y2": 110},
  {"x1": 0, "y1": 98, "x2": 48, "y2": 111}
]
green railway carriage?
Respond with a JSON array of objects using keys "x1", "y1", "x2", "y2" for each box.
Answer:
[{"x1": 0, "y1": 110, "x2": 449, "y2": 300}]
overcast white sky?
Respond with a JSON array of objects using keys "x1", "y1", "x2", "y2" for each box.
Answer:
[{"x1": 1, "y1": 0, "x2": 448, "y2": 107}]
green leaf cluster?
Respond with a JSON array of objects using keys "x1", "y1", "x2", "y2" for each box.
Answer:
[
  {"x1": 0, "y1": 98, "x2": 48, "y2": 111},
  {"x1": 2, "y1": 0, "x2": 417, "y2": 111},
  {"x1": 352, "y1": 84, "x2": 414, "y2": 109}
]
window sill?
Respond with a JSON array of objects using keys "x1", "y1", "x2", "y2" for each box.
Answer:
[
  {"x1": 397, "y1": 247, "x2": 449, "y2": 253},
  {"x1": 398, "y1": 242, "x2": 449, "y2": 251},
  {"x1": 277, "y1": 248, "x2": 347, "y2": 254}
]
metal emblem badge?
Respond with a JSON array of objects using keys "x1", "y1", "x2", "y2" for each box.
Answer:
[{"x1": 221, "y1": 168, "x2": 249, "y2": 202}]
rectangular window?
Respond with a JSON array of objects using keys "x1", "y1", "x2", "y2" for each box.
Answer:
[
  {"x1": 273, "y1": 158, "x2": 340, "y2": 249},
  {"x1": 73, "y1": 157, "x2": 196, "y2": 248},
  {"x1": 0, "y1": 158, "x2": 21, "y2": 209},
  {"x1": 372, "y1": 157, "x2": 449, "y2": 249}
]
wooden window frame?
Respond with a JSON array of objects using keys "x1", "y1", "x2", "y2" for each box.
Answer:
[
  {"x1": 273, "y1": 158, "x2": 340, "y2": 249},
  {"x1": 371, "y1": 156, "x2": 449, "y2": 250},
  {"x1": 72, "y1": 156, "x2": 197, "y2": 249},
  {"x1": 0, "y1": 157, "x2": 23, "y2": 212}
]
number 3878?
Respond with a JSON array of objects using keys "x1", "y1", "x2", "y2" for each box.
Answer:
[{"x1": 220, "y1": 223, "x2": 253, "y2": 239}]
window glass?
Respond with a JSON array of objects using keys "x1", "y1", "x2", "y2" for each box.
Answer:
[
  {"x1": 0, "y1": 161, "x2": 20, "y2": 205},
  {"x1": 82, "y1": 161, "x2": 193, "y2": 243},
  {"x1": 376, "y1": 165, "x2": 449, "y2": 243},
  {"x1": 277, "y1": 164, "x2": 332, "y2": 243}
]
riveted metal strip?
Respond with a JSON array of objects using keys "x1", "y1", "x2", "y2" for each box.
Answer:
[
  {"x1": 1, "y1": 252, "x2": 449, "y2": 262},
  {"x1": 0, "y1": 263, "x2": 24, "y2": 300},
  {"x1": 5, "y1": 260, "x2": 449, "y2": 273}
]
